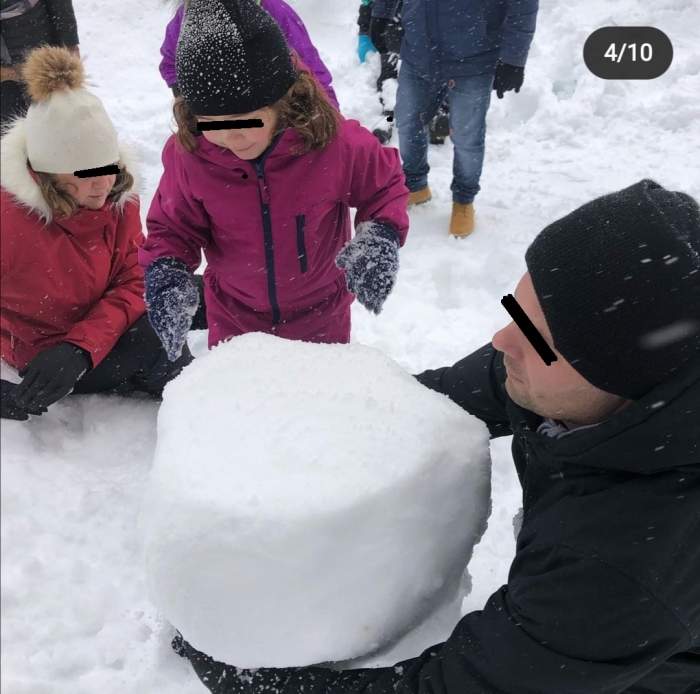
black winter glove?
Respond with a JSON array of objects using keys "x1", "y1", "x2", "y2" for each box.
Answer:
[
  {"x1": 493, "y1": 61, "x2": 524, "y2": 98},
  {"x1": 173, "y1": 632, "x2": 298, "y2": 694},
  {"x1": 13, "y1": 343, "x2": 91, "y2": 412},
  {"x1": 336, "y1": 223, "x2": 400, "y2": 315},
  {"x1": 1, "y1": 379, "x2": 47, "y2": 420},
  {"x1": 145, "y1": 257, "x2": 200, "y2": 362},
  {"x1": 172, "y1": 632, "x2": 405, "y2": 694}
]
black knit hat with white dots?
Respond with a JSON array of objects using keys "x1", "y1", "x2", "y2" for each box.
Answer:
[
  {"x1": 525, "y1": 179, "x2": 700, "y2": 400},
  {"x1": 176, "y1": 0, "x2": 297, "y2": 116}
]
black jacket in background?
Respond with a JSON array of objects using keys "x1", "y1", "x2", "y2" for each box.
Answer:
[
  {"x1": 1, "y1": 0, "x2": 79, "y2": 65},
  {"x1": 190, "y1": 343, "x2": 700, "y2": 694}
]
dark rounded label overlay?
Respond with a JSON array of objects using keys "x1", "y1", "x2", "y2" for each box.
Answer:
[{"x1": 584, "y1": 27, "x2": 673, "y2": 79}]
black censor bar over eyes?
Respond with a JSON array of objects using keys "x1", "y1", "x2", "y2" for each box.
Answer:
[
  {"x1": 74, "y1": 164, "x2": 120, "y2": 178},
  {"x1": 501, "y1": 294, "x2": 558, "y2": 366},
  {"x1": 197, "y1": 119, "x2": 264, "y2": 131}
]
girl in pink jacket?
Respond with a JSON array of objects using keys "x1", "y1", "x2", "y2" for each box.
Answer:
[{"x1": 140, "y1": 0, "x2": 409, "y2": 360}]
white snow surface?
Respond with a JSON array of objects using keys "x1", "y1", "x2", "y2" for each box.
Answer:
[
  {"x1": 144, "y1": 333, "x2": 490, "y2": 667},
  {"x1": 2, "y1": 0, "x2": 699, "y2": 691}
]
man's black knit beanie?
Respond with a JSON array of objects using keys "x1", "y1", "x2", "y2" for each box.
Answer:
[
  {"x1": 525, "y1": 179, "x2": 700, "y2": 400},
  {"x1": 176, "y1": 0, "x2": 297, "y2": 116}
]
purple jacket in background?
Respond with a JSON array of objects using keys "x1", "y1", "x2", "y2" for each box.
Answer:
[{"x1": 159, "y1": 0, "x2": 339, "y2": 109}]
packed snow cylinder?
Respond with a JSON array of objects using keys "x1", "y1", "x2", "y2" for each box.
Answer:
[{"x1": 143, "y1": 333, "x2": 491, "y2": 667}]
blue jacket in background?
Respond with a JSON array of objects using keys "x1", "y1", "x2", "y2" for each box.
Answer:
[{"x1": 372, "y1": 0, "x2": 538, "y2": 79}]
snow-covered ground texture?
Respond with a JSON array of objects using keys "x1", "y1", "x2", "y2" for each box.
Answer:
[
  {"x1": 2, "y1": 0, "x2": 699, "y2": 691},
  {"x1": 144, "y1": 333, "x2": 490, "y2": 667}
]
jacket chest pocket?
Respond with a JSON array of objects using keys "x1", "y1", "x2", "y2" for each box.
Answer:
[
  {"x1": 289, "y1": 202, "x2": 346, "y2": 279},
  {"x1": 295, "y1": 214, "x2": 308, "y2": 274}
]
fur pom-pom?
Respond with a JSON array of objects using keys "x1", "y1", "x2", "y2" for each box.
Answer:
[{"x1": 21, "y1": 46, "x2": 85, "y2": 103}]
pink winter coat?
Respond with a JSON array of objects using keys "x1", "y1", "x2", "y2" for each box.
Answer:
[{"x1": 140, "y1": 119, "x2": 409, "y2": 347}]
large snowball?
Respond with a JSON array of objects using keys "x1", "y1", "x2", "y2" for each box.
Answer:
[{"x1": 143, "y1": 333, "x2": 491, "y2": 667}]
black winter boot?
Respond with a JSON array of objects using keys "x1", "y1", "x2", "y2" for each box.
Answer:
[{"x1": 372, "y1": 110, "x2": 394, "y2": 144}]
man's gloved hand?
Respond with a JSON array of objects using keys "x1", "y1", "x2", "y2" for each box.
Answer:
[
  {"x1": 13, "y1": 344, "x2": 91, "y2": 412},
  {"x1": 173, "y1": 632, "x2": 298, "y2": 694},
  {"x1": 336, "y1": 222, "x2": 400, "y2": 315},
  {"x1": 173, "y1": 632, "x2": 252, "y2": 692},
  {"x1": 1, "y1": 379, "x2": 48, "y2": 420},
  {"x1": 358, "y1": 33, "x2": 377, "y2": 63},
  {"x1": 145, "y1": 257, "x2": 200, "y2": 362},
  {"x1": 493, "y1": 61, "x2": 525, "y2": 99}
]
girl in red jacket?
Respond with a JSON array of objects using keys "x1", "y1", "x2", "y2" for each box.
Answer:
[{"x1": 0, "y1": 46, "x2": 192, "y2": 421}]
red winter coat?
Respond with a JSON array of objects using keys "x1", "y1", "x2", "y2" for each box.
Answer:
[
  {"x1": 140, "y1": 119, "x2": 409, "y2": 347},
  {"x1": 0, "y1": 123, "x2": 146, "y2": 370}
]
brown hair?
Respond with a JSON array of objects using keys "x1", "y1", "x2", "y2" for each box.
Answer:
[
  {"x1": 33, "y1": 164, "x2": 135, "y2": 219},
  {"x1": 173, "y1": 67, "x2": 340, "y2": 155}
]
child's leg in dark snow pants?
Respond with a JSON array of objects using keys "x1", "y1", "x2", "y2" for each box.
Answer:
[
  {"x1": 73, "y1": 314, "x2": 193, "y2": 397},
  {"x1": 377, "y1": 50, "x2": 399, "y2": 93},
  {"x1": 74, "y1": 276, "x2": 206, "y2": 396},
  {"x1": 376, "y1": 20, "x2": 401, "y2": 110},
  {"x1": 371, "y1": 21, "x2": 402, "y2": 143}
]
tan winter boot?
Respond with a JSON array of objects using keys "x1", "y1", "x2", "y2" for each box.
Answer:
[
  {"x1": 407, "y1": 186, "x2": 432, "y2": 207},
  {"x1": 449, "y1": 202, "x2": 475, "y2": 238}
]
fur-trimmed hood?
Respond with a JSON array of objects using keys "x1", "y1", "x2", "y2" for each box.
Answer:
[{"x1": 0, "y1": 118, "x2": 140, "y2": 224}]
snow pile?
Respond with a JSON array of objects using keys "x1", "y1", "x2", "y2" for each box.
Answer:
[
  {"x1": 3, "y1": 0, "x2": 698, "y2": 690},
  {"x1": 143, "y1": 333, "x2": 491, "y2": 667}
]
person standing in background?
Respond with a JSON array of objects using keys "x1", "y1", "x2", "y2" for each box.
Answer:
[
  {"x1": 356, "y1": 0, "x2": 401, "y2": 144},
  {"x1": 159, "y1": 0, "x2": 339, "y2": 109},
  {"x1": 0, "y1": 0, "x2": 79, "y2": 129},
  {"x1": 371, "y1": 0, "x2": 538, "y2": 238},
  {"x1": 357, "y1": 0, "x2": 448, "y2": 146}
]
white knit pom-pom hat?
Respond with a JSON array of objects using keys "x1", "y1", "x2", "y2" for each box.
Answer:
[{"x1": 20, "y1": 45, "x2": 119, "y2": 174}]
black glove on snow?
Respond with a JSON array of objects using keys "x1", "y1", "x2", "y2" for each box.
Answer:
[
  {"x1": 1, "y1": 379, "x2": 47, "y2": 420},
  {"x1": 493, "y1": 61, "x2": 524, "y2": 98},
  {"x1": 13, "y1": 343, "x2": 91, "y2": 412},
  {"x1": 145, "y1": 257, "x2": 200, "y2": 362},
  {"x1": 369, "y1": 17, "x2": 390, "y2": 54},
  {"x1": 336, "y1": 223, "x2": 400, "y2": 315},
  {"x1": 172, "y1": 631, "x2": 403, "y2": 694},
  {"x1": 173, "y1": 632, "x2": 296, "y2": 694}
]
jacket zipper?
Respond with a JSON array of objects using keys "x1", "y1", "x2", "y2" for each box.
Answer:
[
  {"x1": 254, "y1": 160, "x2": 281, "y2": 325},
  {"x1": 295, "y1": 214, "x2": 308, "y2": 274}
]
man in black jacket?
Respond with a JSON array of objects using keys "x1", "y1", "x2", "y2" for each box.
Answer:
[{"x1": 174, "y1": 179, "x2": 700, "y2": 693}]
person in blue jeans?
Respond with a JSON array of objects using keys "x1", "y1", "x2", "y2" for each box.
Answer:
[{"x1": 370, "y1": 0, "x2": 538, "y2": 237}]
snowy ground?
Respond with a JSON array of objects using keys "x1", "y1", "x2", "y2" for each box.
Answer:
[{"x1": 2, "y1": 0, "x2": 699, "y2": 691}]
